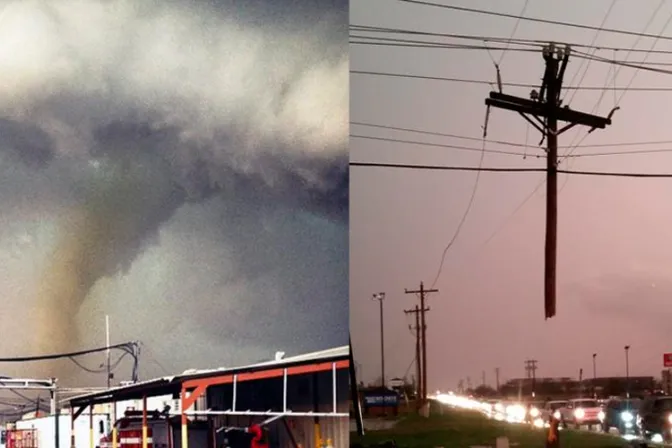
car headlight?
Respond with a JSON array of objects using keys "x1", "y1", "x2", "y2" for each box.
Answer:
[
  {"x1": 667, "y1": 414, "x2": 672, "y2": 425},
  {"x1": 574, "y1": 408, "x2": 585, "y2": 419},
  {"x1": 621, "y1": 411, "x2": 633, "y2": 422},
  {"x1": 598, "y1": 411, "x2": 605, "y2": 421},
  {"x1": 530, "y1": 407, "x2": 540, "y2": 418},
  {"x1": 553, "y1": 410, "x2": 561, "y2": 420}
]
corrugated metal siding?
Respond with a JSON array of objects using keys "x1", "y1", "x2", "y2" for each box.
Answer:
[{"x1": 278, "y1": 417, "x2": 348, "y2": 448}]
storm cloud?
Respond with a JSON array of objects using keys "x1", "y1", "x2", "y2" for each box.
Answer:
[{"x1": 0, "y1": 0, "x2": 348, "y2": 383}]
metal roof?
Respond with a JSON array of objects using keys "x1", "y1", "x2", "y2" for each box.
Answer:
[{"x1": 67, "y1": 345, "x2": 348, "y2": 407}]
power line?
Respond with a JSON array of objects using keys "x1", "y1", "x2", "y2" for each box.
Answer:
[
  {"x1": 350, "y1": 39, "x2": 540, "y2": 53},
  {"x1": 0, "y1": 342, "x2": 137, "y2": 362},
  {"x1": 350, "y1": 69, "x2": 672, "y2": 91},
  {"x1": 395, "y1": 0, "x2": 672, "y2": 43},
  {"x1": 616, "y1": 7, "x2": 672, "y2": 106},
  {"x1": 559, "y1": 3, "x2": 671, "y2": 167},
  {"x1": 496, "y1": 0, "x2": 529, "y2": 66},
  {"x1": 351, "y1": 122, "x2": 672, "y2": 156},
  {"x1": 350, "y1": 37, "x2": 672, "y2": 67},
  {"x1": 68, "y1": 351, "x2": 128, "y2": 374},
  {"x1": 352, "y1": 134, "x2": 533, "y2": 157},
  {"x1": 430, "y1": 113, "x2": 488, "y2": 289},
  {"x1": 351, "y1": 25, "x2": 672, "y2": 56},
  {"x1": 350, "y1": 161, "x2": 672, "y2": 178},
  {"x1": 563, "y1": 0, "x2": 619, "y2": 106}
]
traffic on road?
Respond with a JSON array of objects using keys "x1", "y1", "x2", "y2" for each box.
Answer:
[{"x1": 433, "y1": 391, "x2": 672, "y2": 445}]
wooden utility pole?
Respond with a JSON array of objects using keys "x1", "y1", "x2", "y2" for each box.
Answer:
[
  {"x1": 405, "y1": 304, "x2": 428, "y2": 404},
  {"x1": 495, "y1": 367, "x2": 500, "y2": 393},
  {"x1": 485, "y1": 44, "x2": 614, "y2": 319},
  {"x1": 405, "y1": 282, "x2": 438, "y2": 403}
]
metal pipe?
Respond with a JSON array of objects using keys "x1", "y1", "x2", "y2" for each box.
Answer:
[
  {"x1": 332, "y1": 362, "x2": 337, "y2": 413},
  {"x1": 89, "y1": 405, "x2": 94, "y2": 448},
  {"x1": 282, "y1": 370, "x2": 287, "y2": 413},
  {"x1": 232, "y1": 375, "x2": 237, "y2": 412},
  {"x1": 142, "y1": 396, "x2": 148, "y2": 448}
]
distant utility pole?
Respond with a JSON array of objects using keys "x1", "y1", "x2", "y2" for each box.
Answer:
[
  {"x1": 405, "y1": 282, "x2": 438, "y2": 403},
  {"x1": 372, "y1": 292, "x2": 386, "y2": 388},
  {"x1": 524, "y1": 360, "x2": 538, "y2": 397},
  {"x1": 485, "y1": 43, "x2": 614, "y2": 319},
  {"x1": 495, "y1": 368, "x2": 500, "y2": 393},
  {"x1": 482, "y1": 370, "x2": 486, "y2": 387},
  {"x1": 405, "y1": 304, "x2": 428, "y2": 404},
  {"x1": 592, "y1": 353, "x2": 597, "y2": 398},
  {"x1": 625, "y1": 345, "x2": 631, "y2": 399}
]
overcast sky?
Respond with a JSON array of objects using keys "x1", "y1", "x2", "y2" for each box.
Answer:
[
  {"x1": 0, "y1": 0, "x2": 348, "y2": 388},
  {"x1": 351, "y1": 0, "x2": 672, "y2": 391}
]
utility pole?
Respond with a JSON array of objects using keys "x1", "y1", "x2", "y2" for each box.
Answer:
[
  {"x1": 485, "y1": 43, "x2": 614, "y2": 319},
  {"x1": 372, "y1": 292, "x2": 386, "y2": 388},
  {"x1": 625, "y1": 345, "x2": 631, "y2": 399},
  {"x1": 592, "y1": 353, "x2": 597, "y2": 398},
  {"x1": 50, "y1": 378, "x2": 59, "y2": 448},
  {"x1": 495, "y1": 368, "x2": 500, "y2": 393},
  {"x1": 405, "y1": 304, "x2": 428, "y2": 404},
  {"x1": 524, "y1": 360, "x2": 538, "y2": 397},
  {"x1": 405, "y1": 282, "x2": 438, "y2": 404},
  {"x1": 106, "y1": 315, "x2": 111, "y2": 389},
  {"x1": 482, "y1": 371, "x2": 486, "y2": 387}
]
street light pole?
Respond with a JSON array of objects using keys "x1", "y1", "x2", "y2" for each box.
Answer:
[
  {"x1": 624, "y1": 345, "x2": 630, "y2": 398},
  {"x1": 592, "y1": 353, "x2": 597, "y2": 398},
  {"x1": 372, "y1": 292, "x2": 386, "y2": 388}
]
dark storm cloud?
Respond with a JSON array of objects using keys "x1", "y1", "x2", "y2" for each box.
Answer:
[
  {"x1": 0, "y1": 118, "x2": 55, "y2": 168},
  {"x1": 0, "y1": 0, "x2": 348, "y2": 382}
]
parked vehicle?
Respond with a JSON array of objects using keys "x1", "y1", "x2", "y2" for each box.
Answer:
[{"x1": 600, "y1": 397, "x2": 640, "y2": 435}]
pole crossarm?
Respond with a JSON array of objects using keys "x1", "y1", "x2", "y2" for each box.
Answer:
[{"x1": 486, "y1": 93, "x2": 611, "y2": 130}]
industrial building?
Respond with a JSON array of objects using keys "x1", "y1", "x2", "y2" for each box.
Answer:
[{"x1": 63, "y1": 345, "x2": 350, "y2": 448}]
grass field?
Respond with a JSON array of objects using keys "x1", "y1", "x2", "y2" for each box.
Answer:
[{"x1": 350, "y1": 405, "x2": 634, "y2": 448}]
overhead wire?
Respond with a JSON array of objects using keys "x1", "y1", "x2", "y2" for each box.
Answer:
[
  {"x1": 352, "y1": 134, "x2": 534, "y2": 157},
  {"x1": 350, "y1": 69, "x2": 672, "y2": 91},
  {"x1": 350, "y1": 161, "x2": 672, "y2": 178},
  {"x1": 563, "y1": 0, "x2": 619, "y2": 106},
  {"x1": 429, "y1": 107, "x2": 490, "y2": 289},
  {"x1": 352, "y1": 132, "x2": 672, "y2": 158},
  {"x1": 502, "y1": 0, "x2": 529, "y2": 62},
  {"x1": 68, "y1": 351, "x2": 129, "y2": 374},
  {"x1": 351, "y1": 121, "x2": 672, "y2": 151},
  {"x1": 351, "y1": 37, "x2": 672, "y2": 68},
  {"x1": 558, "y1": 1, "x2": 671, "y2": 194},
  {"x1": 394, "y1": 0, "x2": 672, "y2": 43},
  {"x1": 0, "y1": 342, "x2": 137, "y2": 362},
  {"x1": 351, "y1": 25, "x2": 672, "y2": 57}
]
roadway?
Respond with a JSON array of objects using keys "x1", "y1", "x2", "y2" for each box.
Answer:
[{"x1": 432, "y1": 393, "x2": 660, "y2": 447}]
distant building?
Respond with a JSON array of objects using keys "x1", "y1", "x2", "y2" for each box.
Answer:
[{"x1": 499, "y1": 376, "x2": 656, "y2": 399}]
